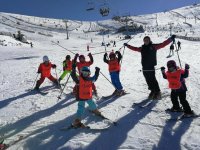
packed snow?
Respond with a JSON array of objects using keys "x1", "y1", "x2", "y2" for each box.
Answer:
[{"x1": 0, "y1": 4, "x2": 200, "y2": 150}]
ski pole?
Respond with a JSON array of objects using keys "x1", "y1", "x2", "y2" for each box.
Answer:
[
  {"x1": 118, "y1": 35, "x2": 135, "y2": 52},
  {"x1": 120, "y1": 46, "x2": 126, "y2": 64},
  {"x1": 31, "y1": 74, "x2": 39, "y2": 90},
  {"x1": 119, "y1": 35, "x2": 135, "y2": 64},
  {"x1": 58, "y1": 74, "x2": 71, "y2": 100},
  {"x1": 55, "y1": 68, "x2": 62, "y2": 91},
  {"x1": 139, "y1": 68, "x2": 161, "y2": 72},
  {"x1": 92, "y1": 50, "x2": 113, "y2": 56},
  {"x1": 174, "y1": 40, "x2": 182, "y2": 69},
  {"x1": 99, "y1": 71, "x2": 115, "y2": 89},
  {"x1": 51, "y1": 41, "x2": 76, "y2": 55}
]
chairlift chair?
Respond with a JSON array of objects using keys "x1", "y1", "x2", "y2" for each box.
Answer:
[
  {"x1": 86, "y1": 2, "x2": 95, "y2": 11},
  {"x1": 99, "y1": 3, "x2": 110, "y2": 16}
]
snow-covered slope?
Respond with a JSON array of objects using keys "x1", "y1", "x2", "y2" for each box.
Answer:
[{"x1": 0, "y1": 4, "x2": 200, "y2": 150}]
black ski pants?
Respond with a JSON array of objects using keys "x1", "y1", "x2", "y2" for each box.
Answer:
[
  {"x1": 143, "y1": 69, "x2": 160, "y2": 92},
  {"x1": 171, "y1": 90, "x2": 192, "y2": 113}
]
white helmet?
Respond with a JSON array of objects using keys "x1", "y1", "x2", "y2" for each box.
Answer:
[{"x1": 43, "y1": 55, "x2": 49, "y2": 62}]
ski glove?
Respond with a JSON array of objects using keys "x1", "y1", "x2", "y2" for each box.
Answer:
[
  {"x1": 124, "y1": 43, "x2": 128, "y2": 47},
  {"x1": 75, "y1": 53, "x2": 79, "y2": 58},
  {"x1": 52, "y1": 64, "x2": 57, "y2": 68},
  {"x1": 95, "y1": 67, "x2": 100, "y2": 72},
  {"x1": 185, "y1": 64, "x2": 190, "y2": 70},
  {"x1": 161, "y1": 67, "x2": 165, "y2": 72},
  {"x1": 171, "y1": 35, "x2": 176, "y2": 42},
  {"x1": 115, "y1": 51, "x2": 120, "y2": 54},
  {"x1": 88, "y1": 53, "x2": 92, "y2": 57}
]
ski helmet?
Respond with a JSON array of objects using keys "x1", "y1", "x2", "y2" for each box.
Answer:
[
  {"x1": 167, "y1": 60, "x2": 176, "y2": 68},
  {"x1": 80, "y1": 66, "x2": 90, "y2": 77},
  {"x1": 79, "y1": 55, "x2": 85, "y2": 61},
  {"x1": 43, "y1": 55, "x2": 49, "y2": 62},
  {"x1": 109, "y1": 52, "x2": 116, "y2": 59},
  {"x1": 66, "y1": 55, "x2": 71, "y2": 60}
]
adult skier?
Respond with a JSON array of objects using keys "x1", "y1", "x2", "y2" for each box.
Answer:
[
  {"x1": 124, "y1": 35, "x2": 175, "y2": 99},
  {"x1": 103, "y1": 51, "x2": 125, "y2": 95},
  {"x1": 34, "y1": 56, "x2": 58, "y2": 90},
  {"x1": 71, "y1": 64, "x2": 102, "y2": 127},
  {"x1": 161, "y1": 60, "x2": 194, "y2": 117}
]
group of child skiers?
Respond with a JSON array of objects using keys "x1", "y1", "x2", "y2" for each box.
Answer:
[{"x1": 33, "y1": 34, "x2": 194, "y2": 128}]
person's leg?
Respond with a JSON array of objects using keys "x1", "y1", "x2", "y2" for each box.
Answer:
[
  {"x1": 59, "y1": 70, "x2": 67, "y2": 81},
  {"x1": 149, "y1": 70, "x2": 160, "y2": 92},
  {"x1": 73, "y1": 101, "x2": 86, "y2": 127},
  {"x1": 178, "y1": 91, "x2": 192, "y2": 114},
  {"x1": 115, "y1": 72, "x2": 123, "y2": 90},
  {"x1": 110, "y1": 72, "x2": 118, "y2": 89},
  {"x1": 48, "y1": 75, "x2": 58, "y2": 85},
  {"x1": 35, "y1": 76, "x2": 45, "y2": 89},
  {"x1": 87, "y1": 99, "x2": 101, "y2": 115},
  {"x1": 171, "y1": 90, "x2": 181, "y2": 109}
]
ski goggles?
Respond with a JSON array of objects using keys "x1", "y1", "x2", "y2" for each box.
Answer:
[{"x1": 81, "y1": 71, "x2": 91, "y2": 77}]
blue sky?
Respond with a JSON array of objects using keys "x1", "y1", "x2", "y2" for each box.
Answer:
[{"x1": 0, "y1": 0, "x2": 198, "y2": 21}]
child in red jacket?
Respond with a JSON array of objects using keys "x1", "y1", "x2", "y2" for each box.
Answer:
[
  {"x1": 34, "y1": 56, "x2": 58, "y2": 90},
  {"x1": 161, "y1": 60, "x2": 194, "y2": 117}
]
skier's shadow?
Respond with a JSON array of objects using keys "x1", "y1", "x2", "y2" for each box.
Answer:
[
  {"x1": 0, "y1": 85, "x2": 57, "y2": 109},
  {"x1": 0, "y1": 93, "x2": 76, "y2": 138},
  {"x1": 83, "y1": 100, "x2": 159, "y2": 150},
  {"x1": 96, "y1": 95, "x2": 125, "y2": 109},
  {"x1": 152, "y1": 113, "x2": 193, "y2": 150}
]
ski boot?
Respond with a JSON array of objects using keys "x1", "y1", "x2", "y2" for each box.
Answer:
[
  {"x1": 72, "y1": 119, "x2": 86, "y2": 128},
  {"x1": 153, "y1": 91, "x2": 161, "y2": 100},
  {"x1": 148, "y1": 91, "x2": 154, "y2": 99}
]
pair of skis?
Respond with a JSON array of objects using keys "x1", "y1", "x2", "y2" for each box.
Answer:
[
  {"x1": 60, "y1": 113, "x2": 117, "y2": 131},
  {"x1": 100, "y1": 91, "x2": 130, "y2": 101}
]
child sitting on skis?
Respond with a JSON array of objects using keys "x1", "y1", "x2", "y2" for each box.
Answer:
[
  {"x1": 71, "y1": 63, "x2": 101, "y2": 127},
  {"x1": 58, "y1": 55, "x2": 72, "y2": 82},
  {"x1": 161, "y1": 60, "x2": 194, "y2": 117},
  {"x1": 34, "y1": 56, "x2": 58, "y2": 90},
  {"x1": 103, "y1": 51, "x2": 125, "y2": 96}
]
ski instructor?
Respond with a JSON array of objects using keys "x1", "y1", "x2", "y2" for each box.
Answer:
[{"x1": 124, "y1": 35, "x2": 176, "y2": 100}]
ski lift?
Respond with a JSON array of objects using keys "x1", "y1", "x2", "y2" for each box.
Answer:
[
  {"x1": 86, "y1": 1, "x2": 95, "y2": 11},
  {"x1": 99, "y1": 3, "x2": 110, "y2": 17}
]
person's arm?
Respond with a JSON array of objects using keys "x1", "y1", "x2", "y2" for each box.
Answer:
[
  {"x1": 154, "y1": 35, "x2": 176, "y2": 50},
  {"x1": 38, "y1": 64, "x2": 42, "y2": 73},
  {"x1": 153, "y1": 38, "x2": 172, "y2": 50},
  {"x1": 82, "y1": 67, "x2": 100, "y2": 82},
  {"x1": 63, "y1": 61, "x2": 66, "y2": 71},
  {"x1": 71, "y1": 64, "x2": 79, "y2": 84},
  {"x1": 103, "y1": 53, "x2": 109, "y2": 64},
  {"x1": 88, "y1": 53, "x2": 93, "y2": 64},
  {"x1": 115, "y1": 51, "x2": 122, "y2": 63},
  {"x1": 124, "y1": 43, "x2": 142, "y2": 52},
  {"x1": 51, "y1": 63, "x2": 56, "y2": 69},
  {"x1": 161, "y1": 67, "x2": 167, "y2": 79},
  {"x1": 181, "y1": 64, "x2": 189, "y2": 78},
  {"x1": 74, "y1": 53, "x2": 79, "y2": 64}
]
